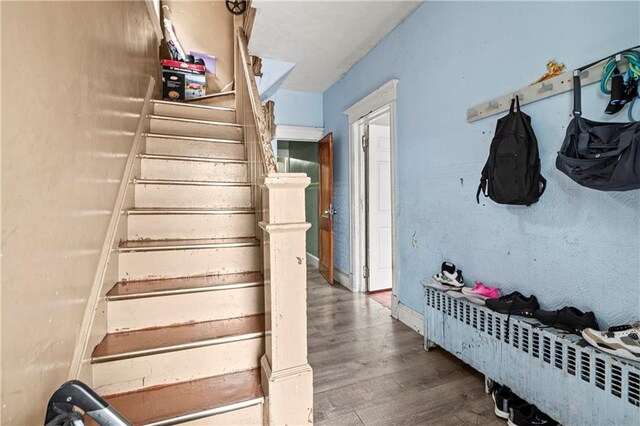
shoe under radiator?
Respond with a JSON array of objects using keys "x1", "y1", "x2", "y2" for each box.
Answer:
[{"x1": 423, "y1": 286, "x2": 640, "y2": 426}]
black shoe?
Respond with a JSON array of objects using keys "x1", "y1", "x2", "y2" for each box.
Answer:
[
  {"x1": 492, "y1": 385, "x2": 526, "y2": 420},
  {"x1": 534, "y1": 306, "x2": 598, "y2": 334},
  {"x1": 508, "y1": 404, "x2": 558, "y2": 426},
  {"x1": 485, "y1": 292, "x2": 539, "y2": 317}
]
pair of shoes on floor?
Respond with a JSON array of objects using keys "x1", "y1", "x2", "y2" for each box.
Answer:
[
  {"x1": 429, "y1": 261, "x2": 464, "y2": 290},
  {"x1": 492, "y1": 385, "x2": 558, "y2": 426},
  {"x1": 582, "y1": 322, "x2": 640, "y2": 362}
]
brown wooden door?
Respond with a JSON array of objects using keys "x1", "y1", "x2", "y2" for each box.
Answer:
[{"x1": 318, "y1": 133, "x2": 334, "y2": 284}]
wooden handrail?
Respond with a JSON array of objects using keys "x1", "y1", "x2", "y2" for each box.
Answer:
[{"x1": 236, "y1": 28, "x2": 277, "y2": 174}]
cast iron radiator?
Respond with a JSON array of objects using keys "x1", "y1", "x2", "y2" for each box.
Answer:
[{"x1": 423, "y1": 286, "x2": 640, "y2": 426}]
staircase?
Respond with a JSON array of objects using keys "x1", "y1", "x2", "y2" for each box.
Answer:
[
  {"x1": 78, "y1": 20, "x2": 313, "y2": 425},
  {"x1": 90, "y1": 96, "x2": 269, "y2": 425}
]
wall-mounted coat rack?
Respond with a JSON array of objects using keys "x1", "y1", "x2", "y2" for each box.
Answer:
[{"x1": 466, "y1": 56, "x2": 618, "y2": 123}]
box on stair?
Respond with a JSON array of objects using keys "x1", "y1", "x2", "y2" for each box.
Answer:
[{"x1": 162, "y1": 59, "x2": 206, "y2": 101}]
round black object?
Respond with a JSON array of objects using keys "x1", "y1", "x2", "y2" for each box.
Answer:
[
  {"x1": 226, "y1": 0, "x2": 247, "y2": 15},
  {"x1": 194, "y1": 58, "x2": 205, "y2": 67}
]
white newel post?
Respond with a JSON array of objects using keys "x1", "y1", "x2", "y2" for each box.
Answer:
[{"x1": 259, "y1": 172, "x2": 314, "y2": 425}]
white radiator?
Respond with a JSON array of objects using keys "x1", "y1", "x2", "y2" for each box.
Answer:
[{"x1": 423, "y1": 286, "x2": 640, "y2": 425}]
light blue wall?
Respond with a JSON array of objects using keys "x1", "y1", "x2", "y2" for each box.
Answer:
[
  {"x1": 271, "y1": 89, "x2": 323, "y2": 127},
  {"x1": 323, "y1": 1, "x2": 640, "y2": 328},
  {"x1": 257, "y1": 58, "x2": 296, "y2": 101}
]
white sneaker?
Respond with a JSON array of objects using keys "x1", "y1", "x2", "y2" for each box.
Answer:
[
  {"x1": 431, "y1": 262, "x2": 464, "y2": 290},
  {"x1": 582, "y1": 323, "x2": 640, "y2": 362}
]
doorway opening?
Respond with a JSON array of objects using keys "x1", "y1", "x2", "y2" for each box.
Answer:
[
  {"x1": 276, "y1": 140, "x2": 320, "y2": 268},
  {"x1": 346, "y1": 80, "x2": 398, "y2": 316}
]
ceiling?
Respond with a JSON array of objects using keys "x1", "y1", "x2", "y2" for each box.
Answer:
[{"x1": 249, "y1": 0, "x2": 423, "y2": 93}]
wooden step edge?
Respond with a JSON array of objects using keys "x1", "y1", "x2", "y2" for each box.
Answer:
[
  {"x1": 92, "y1": 331, "x2": 264, "y2": 363},
  {"x1": 106, "y1": 280, "x2": 264, "y2": 301},
  {"x1": 182, "y1": 90, "x2": 235, "y2": 103},
  {"x1": 145, "y1": 133, "x2": 243, "y2": 144},
  {"x1": 101, "y1": 368, "x2": 263, "y2": 426},
  {"x1": 127, "y1": 208, "x2": 254, "y2": 215},
  {"x1": 151, "y1": 99, "x2": 235, "y2": 112},
  {"x1": 144, "y1": 397, "x2": 264, "y2": 426},
  {"x1": 91, "y1": 316, "x2": 265, "y2": 364},
  {"x1": 118, "y1": 238, "x2": 260, "y2": 253},
  {"x1": 134, "y1": 178, "x2": 250, "y2": 187},
  {"x1": 138, "y1": 153, "x2": 247, "y2": 164},
  {"x1": 148, "y1": 114, "x2": 242, "y2": 128}
]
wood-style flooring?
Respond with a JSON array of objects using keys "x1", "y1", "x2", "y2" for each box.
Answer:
[{"x1": 307, "y1": 269, "x2": 503, "y2": 426}]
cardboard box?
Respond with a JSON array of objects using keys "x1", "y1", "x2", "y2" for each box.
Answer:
[{"x1": 162, "y1": 60, "x2": 206, "y2": 101}]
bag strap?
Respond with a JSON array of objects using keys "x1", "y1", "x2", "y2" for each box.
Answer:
[
  {"x1": 576, "y1": 127, "x2": 637, "y2": 158},
  {"x1": 539, "y1": 175, "x2": 547, "y2": 197},
  {"x1": 509, "y1": 96, "x2": 521, "y2": 114},
  {"x1": 476, "y1": 164, "x2": 489, "y2": 204},
  {"x1": 573, "y1": 45, "x2": 640, "y2": 116},
  {"x1": 476, "y1": 179, "x2": 487, "y2": 204}
]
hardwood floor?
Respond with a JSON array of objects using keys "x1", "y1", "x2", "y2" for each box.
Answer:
[{"x1": 307, "y1": 269, "x2": 503, "y2": 426}]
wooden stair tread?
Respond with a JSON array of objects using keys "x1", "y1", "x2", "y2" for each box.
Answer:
[
  {"x1": 119, "y1": 237, "x2": 259, "y2": 251},
  {"x1": 127, "y1": 207, "x2": 254, "y2": 215},
  {"x1": 103, "y1": 369, "x2": 263, "y2": 426},
  {"x1": 92, "y1": 314, "x2": 264, "y2": 362},
  {"x1": 151, "y1": 98, "x2": 235, "y2": 112},
  {"x1": 149, "y1": 114, "x2": 241, "y2": 127},
  {"x1": 134, "y1": 178, "x2": 250, "y2": 187},
  {"x1": 145, "y1": 133, "x2": 243, "y2": 144},
  {"x1": 107, "y1": 272, "x2": 264, "y2": 300}
]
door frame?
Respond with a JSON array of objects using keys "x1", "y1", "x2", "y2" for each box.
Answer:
[{"x1": 344, "y1": 79, "x2": 399, "y2": 317}]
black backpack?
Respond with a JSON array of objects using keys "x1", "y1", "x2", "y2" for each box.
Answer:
[{"x1": 476, "y1": 97, "x2": 547, "y2": 205}]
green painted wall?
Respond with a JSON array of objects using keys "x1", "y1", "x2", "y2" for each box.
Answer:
[{"x1": 278, "y1": 141, "x2": 319, "y2": 257}]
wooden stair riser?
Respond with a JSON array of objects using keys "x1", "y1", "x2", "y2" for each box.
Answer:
[
  {"x1": 145, "y1": 136, "x2": 245, "y2": 160},
  {"x1": 140, "y1": 158, "x2": 248, "y2": 182},
  {"x1": 150, "y1": 118, "x2": 242, "y2": 140},
  {"x1": 188, "y1": 93, "x2": 235, "y2": 109},
  {"x1": 135, "y1": 183, "x2": 251, "y2": 209},
  {"x1": 118, "y1": 245, "x2": 261, "y2": 281},
  {"x1": 107, "y1": 286, "x2": 264, "y2": 332},
  {"x1": 127, "y1": 213, "x2": 256, "y2": 240},
  {"x1": 153, "y1": 102, "x2": 235, "y2": 123},
  {"x1": 93, "y1": 338, "x2": 263, "y2": 395}
]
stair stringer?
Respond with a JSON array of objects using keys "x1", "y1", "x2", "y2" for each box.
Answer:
[{"x1": 67, "y1": 76, "x2": 156, "y2": 385}]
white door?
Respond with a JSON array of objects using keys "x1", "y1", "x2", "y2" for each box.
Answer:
[{"x1": 367, "y1": 114, "x2": 392, "y2": 291}]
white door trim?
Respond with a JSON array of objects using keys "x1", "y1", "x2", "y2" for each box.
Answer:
[
  {"x1": 344, "y1": 79, "x2": 399, "y2": 319},
  {"x1": 275, "y1": 125, "x2": 324, "y2": 142},
  {"x1": 344, "y1": 79, "x2": 398, "y2": 123}
]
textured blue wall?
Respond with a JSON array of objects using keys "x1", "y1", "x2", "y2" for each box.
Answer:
[
  {"x1": 322, "y1": 1, "x2": 640, "y2": 328},
  {"x1": 271, "y1": 89, "x2": 323, "y2": 127}
]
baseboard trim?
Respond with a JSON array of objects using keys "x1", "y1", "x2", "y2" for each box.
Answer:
[
  {"x1": 306, "y1": 252, "x2": 319, "y2": 269},
  {"x1": 334, "y1": 268, "x2": 352, "y2": 291},
  {"x1": 397, "y1": 302, "x2": 424, "y2": 336},
  {"x1": 67, "y1": 76, "x2": 156, "y2": 381}
]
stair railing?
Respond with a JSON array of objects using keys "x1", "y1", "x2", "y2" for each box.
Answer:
[{"x1": 234, "y1": 25, "x2": 314, "y2": 425}]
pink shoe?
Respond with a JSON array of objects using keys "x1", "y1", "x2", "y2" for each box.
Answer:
[{"x1": 461, "y1": 281, "x2": 500, "y2": 299}]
